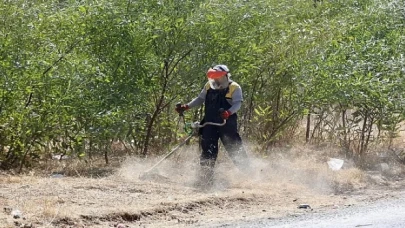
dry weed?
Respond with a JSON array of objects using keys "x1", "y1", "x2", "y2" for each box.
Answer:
[
  {"x1": 0, "y1": 142, "x2": 400, "y2": 228},
  {"x1": 0, "y1": 175, "x2": 24, "y2": 184},
  {"x1": 0, "y1": 175, "x2": 39, "y2": 185}
]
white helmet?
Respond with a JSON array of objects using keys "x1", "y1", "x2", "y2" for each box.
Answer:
[{"x1": 206, "y1": 64, "x2": 231, "y2": 89}]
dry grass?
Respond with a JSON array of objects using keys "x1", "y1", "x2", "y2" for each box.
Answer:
[
  {"x1": 0, "y1": 175, "x2": 25, "y2": 184},
  {"x1": 20, "y1": 197, "x2": 71, "y2": 226},
  {"x1": 1, "y1": 143, "x2": 403, "y2": 227},
  {"x1": 246, "y1": 144, "x2": 368, "y2": 193},
  {"x1": 332, "y1": 168, "x2": 367, "y2": 193},
  {"x1": 0, "y1": 174, "x2": 39, "y2": 185},
  {"x1": 33, "y1": 155, "x2": 119, "y2": 179}
]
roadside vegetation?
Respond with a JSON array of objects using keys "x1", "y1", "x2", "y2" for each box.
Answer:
[{"x1": 1, "y1": 0, "x2": 405, "y2": 172}]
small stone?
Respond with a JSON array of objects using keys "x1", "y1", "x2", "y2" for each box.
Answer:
[
  {"x1": 4, "y1": 207, "x2": 12, "y2": 214},
  {"x1": 298, "y1": 204, "x2": 311, "y2": 209},
  {"x1": 11, "y1": 209, "x2": 22, "y2": 219},
  {"x1": 51, "y1": 174, "x2": 64, "y2": 178},
  {"x1": 380, "y1": 163, "x2": 389, "y2": 173}
]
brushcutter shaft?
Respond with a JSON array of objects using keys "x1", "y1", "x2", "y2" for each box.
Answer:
[{"x1": 143, "y1": 134, "x2": 194, "y2": 174}]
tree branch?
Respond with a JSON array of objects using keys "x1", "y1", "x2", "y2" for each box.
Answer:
[{"x1": 167, "y1": 49, "x2": 192, "y2": 79}]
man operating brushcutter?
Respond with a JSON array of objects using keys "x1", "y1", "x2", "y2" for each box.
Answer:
[{"x1": 175, "y1": 64, "x2": 250, "y2": 188}]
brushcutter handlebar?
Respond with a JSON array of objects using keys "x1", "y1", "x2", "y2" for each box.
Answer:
[
  {"x1": 189, "y1": 108, "x2": 227, "y2": 128},
  {"x1": 190, "y1": 119, "x2": 226, "y2": 128}
]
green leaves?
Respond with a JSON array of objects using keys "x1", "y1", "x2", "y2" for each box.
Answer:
[{"x1": 1, "y1": 0, "x2": 405, "y2": 169}]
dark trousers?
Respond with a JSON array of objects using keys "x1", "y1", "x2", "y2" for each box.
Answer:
[{"x1": 199, "y1": 116, "x2": 249, "y2": 180}]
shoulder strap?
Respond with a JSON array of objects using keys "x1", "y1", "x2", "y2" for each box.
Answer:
[
  {"x1": 225, "y1": 82, "x2": 238, "y2": 98},
  {"x1": 204, "y1": 82, "x2": 211, "y2": 91}
]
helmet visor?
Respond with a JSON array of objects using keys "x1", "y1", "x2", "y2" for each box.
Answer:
[{"x1": 207, "y1": 68, "x2": 228, "y2": 79}]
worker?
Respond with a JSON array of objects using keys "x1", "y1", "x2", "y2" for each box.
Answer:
[{"x1": 176, "y1": 64, "x2": 250, "y2": 188}]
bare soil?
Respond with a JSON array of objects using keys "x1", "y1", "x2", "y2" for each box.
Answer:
[{"x1": 1, "y1": 145, "x2": 405, "y2": 228}]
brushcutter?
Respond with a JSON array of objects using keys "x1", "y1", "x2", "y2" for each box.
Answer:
[{"x1": 140, "y1": 104, "x2": 226, "y2": 179}]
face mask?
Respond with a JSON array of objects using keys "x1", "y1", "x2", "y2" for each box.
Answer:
[{"x1": 209, "y1": 75, "x2": 229, "y2": 89}]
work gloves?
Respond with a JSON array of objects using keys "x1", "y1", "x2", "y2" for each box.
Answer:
[
  {"x1": 175, "y1": 104, "x2": 189, "y2": 114},
  {"x1": 220, "y1": 110, "x2": 231, "y2": 119}
]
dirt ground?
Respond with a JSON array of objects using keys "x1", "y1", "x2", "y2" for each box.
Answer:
[{"x1": 1, "y1": 145, "x2": 405, "y2": 228}]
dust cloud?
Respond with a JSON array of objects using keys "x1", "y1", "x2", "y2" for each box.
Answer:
[{"x1": 116, "y1": 142, "x2": 366, "y2": 194}]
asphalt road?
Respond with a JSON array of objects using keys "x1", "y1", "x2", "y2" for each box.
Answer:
[{"x1": 212, "y1": 192, "x2": 405, "y2": 228}]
